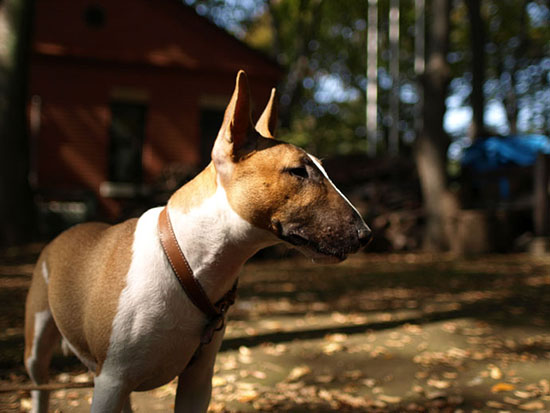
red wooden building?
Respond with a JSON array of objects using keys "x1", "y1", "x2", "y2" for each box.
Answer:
[{"x1": 29, "y1": 0, "x2": 282, "y2": 224}]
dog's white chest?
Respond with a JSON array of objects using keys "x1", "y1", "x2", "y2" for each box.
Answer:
[{"x1": 100, "y1": 208, "x2": 205, "y2": 389}]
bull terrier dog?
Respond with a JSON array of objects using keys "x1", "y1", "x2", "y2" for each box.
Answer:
[{"x1": 24, "y1": 70, "x2": 372, "y2": 413}]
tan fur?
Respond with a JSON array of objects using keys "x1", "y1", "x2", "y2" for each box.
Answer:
[
  {"x1": 168, "y1": 162, "x2": 217, "y2": 213},
  {"x1": 255, "y1": 88, "x2": 278, "y2": 138},
  {"x1": 38, "y1": 219, "x2": 137, "y2": 373},
  {"x1": 224, "y1": 137, "x2": 347, "y2": 235}
]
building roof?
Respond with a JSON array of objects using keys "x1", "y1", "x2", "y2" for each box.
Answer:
[{"x1": 32, "y1": 0, "x2": 282, "y2": 80}]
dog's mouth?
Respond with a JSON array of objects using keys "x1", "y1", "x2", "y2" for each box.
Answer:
[{"x1": 279, "y1": 231, "x2": 350, "y2": 264}]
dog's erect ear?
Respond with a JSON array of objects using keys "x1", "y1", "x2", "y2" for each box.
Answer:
[
  {"x1": 216, "y1": 70, "x2": 253, "y2": 155},
  {"x1": 255, "y1": 88, "x2": 278, "y2": 138}
]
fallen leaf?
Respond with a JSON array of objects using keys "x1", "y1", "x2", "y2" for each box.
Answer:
[
  {"x1": 426, "y1": 390, "x2": 447, "y2": 400},
  {"x1": 514, "y1": 390, "x2": 536, "y2": 399},
  {"x1": 53, "y1": 390, "x2": 66, "y2": 399},
  {"x1": 286, "y1": 365, "x2": 311, "y2": 382},
  {"x1": 57, "y1": 373, "x2": 70, "y2": 383},
  {"x1": 343, "y1": 370, "x2": 363, "y2": 380},
  {"x1": 262, "y1": 343, "x2": 287, "y2": 356},
  {"x1": 467, "y1": 376, "x2": 483, "y2": 387},
  {"x1": 238, "y1": 346, "x2": 251, "y2": 356},
  {"x1": 20, "y1": 398, "x2": 31, "y2": 411},
  {"x1": 315, "y1": 374, "x2": 334, "y2": 384},
  {"x1": 442, "y1": 322, "x2": 457, "y2": 333},
  {"x1": 250, "y1": 371, "x2": 266, "y2": 379},
  {"x1": 263, "y1": 321, "x2": 282, "y2": 331},
  {"x1": 362, "y1": 378, "x2": 376, "y2": 388},
  {"x1": 336, "y1": 393, "x2": 369, "y2": 408},
  {"x1": 385, "y1": 339, "x2": 405, "y2": 348},
  {"x1": 237, "y1": 389, "x2": 259, "y2": 403},
  {"x1": 427, "y1": 379, "x2": 451, "y2": 389},
  {"x1": 66, "y1": 391, "x2": 79, "y2": 400},
  {"x1": 318, "y1": 389, "x2": 333, "y2": 401},
  {"x1": 325, "y1": 333, "x2": 347, "y2": 342},
  {"x1": 519, "y1": 400, "x2": 545, "y2": 410},
  {"x1": 323, "y1": 342, "x2": 344, "y2": 354},
  {"x1": 448, "y1": 347, "x2": 468, "y2": 358},
  {"x1": 403, "y1": 324, "x2": 422, "y2": 334},
  {"x1": 415, "y1": 371, "x2": 429, "y2": 379},
  {"x1": 212, "y1": 376, "x2": 227, "y2": 387},
  {"x1": 503, "y1": 396, "x2": 521, "y2": 405},
  {"x1": 487, "y1": 400, "x2": 506, "y2": 409},
  {"x1": 540, "y1": 379, "x2": 550, "y2": 394},
  {"x1": 489, "y1": 365, "x2": 503, "y2": 380},
  {"x1": 378, "y1": 394, "x2": 402, "y2": 404},
  {"x1": 236, "y1": 382, "x2": 257, "y2": 391},
  {"x1": 370, "y1": 399, "x2": 388, "y2": 408},
  {"x1": 73, "y1": 373, "x2": 91, "y2": 383},
  {"x1": 491, "y1": 383, "x2": 516, "y2": 393},
  {"x1": 208, "y1": 401, "x2": 226, "y2": 412}
]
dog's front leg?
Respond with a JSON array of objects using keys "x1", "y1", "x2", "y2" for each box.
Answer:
[
  {"x1": 174, "y1": 328, "x2": 225, "y2": 413},
  {"x1": 91, "y1": 373, "x2": 133, "y2": 413}
]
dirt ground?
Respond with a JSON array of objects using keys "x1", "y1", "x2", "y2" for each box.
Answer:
[{"x1": 1, "y1": 246, "x2": 550, "y2": 412}]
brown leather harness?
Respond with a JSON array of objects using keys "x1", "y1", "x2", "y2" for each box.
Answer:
[{"x1": 158, "y1": 207, "x2": 238, "y2": 346}]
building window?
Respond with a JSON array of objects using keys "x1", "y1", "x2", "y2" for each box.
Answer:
[
  {"x1": 199, "y1": 95, "x2": 229, "y2": 168},
  {"x1": 199, "y1": 108, "x2": 225, "y2": 168},
  {"x1": 84, "y1": 5, "x2": 106, "y2": 29},
  {"x1": 108, "y1": 101, "x2": 147, "y2": 184}
]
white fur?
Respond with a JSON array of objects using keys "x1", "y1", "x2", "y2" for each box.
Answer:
[
  {"x1": 308, "y1": 154, "x2": 367, "y2": 225},
  {"x1": 30, "y1": 390, "x2": 43, "y2": 413},
  {"x1": 60, "y1": 338, "x2": 71, "y2": 357},
  {"x1": 26, "y1": 310, "x2": 52, "y2": 373},
  {"x1": 65, "y1": 337, "x2": 96, "y2": 371},
  {"x1": 27, "y1": 310, "x2": 53, "y2": 413},
  {"x1": 99, "y1": 207, "x2": 198, "y2": 391},
  {"x1": 99, "y1": 182, "x2": 277, "y2": 392},
  {"x1": 91, "y1": 374, "x2": 133, "y2": 413},
  {"x1": 169, "y1": 178, "x2": 278, "y2": 300},
  {"x1": 41, "y1": 261, "x2": 48, "y2": 284}
]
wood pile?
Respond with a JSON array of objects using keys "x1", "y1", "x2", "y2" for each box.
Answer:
[{"x1": 324, "y1": 155, "x2": 424, "y2": 252}]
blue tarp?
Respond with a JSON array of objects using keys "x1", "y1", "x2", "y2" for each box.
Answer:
[{"x1": 462, "y1": 135, "x2": 550, "y2": 172}]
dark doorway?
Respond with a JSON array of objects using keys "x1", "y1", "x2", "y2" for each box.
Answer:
[
  {"x1": 109, "y1": 101, "x2": 147, "y2": 183},
  {"x1": 199, "y1": 108, "x2": 225, "y2": 168}
]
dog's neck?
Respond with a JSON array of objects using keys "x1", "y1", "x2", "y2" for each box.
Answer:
[{"x1": 166, "y1": 163, "x2": 277, "y2": 303}]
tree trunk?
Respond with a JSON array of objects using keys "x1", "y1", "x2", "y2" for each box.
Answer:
[
  {"x1": 501, "y1": 0, "x2": 528, "y2": 135},
  {"x1": 0, "y1": 0, "x2": 35, "y2": 248},
  {"x1": 465, "y1": 0, "x2": 485, "y2": 138},
  {"x1": 414, "y1": 0, "x2": 454, "y2": 251},
  {"x1": 505, "y1": 73, "x2": 518, "y2": 135},
  {"x1": 269, "y1": 0, "x2": 322, "y2": 129}
]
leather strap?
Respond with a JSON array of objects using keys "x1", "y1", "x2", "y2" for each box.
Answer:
[{"x1": 158, "y1": 207, "x2": 220, "y2": 319}]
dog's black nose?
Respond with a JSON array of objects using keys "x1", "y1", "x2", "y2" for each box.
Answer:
[{"x1": 358, "y1": 225, "x2": 373, "y2": 247}]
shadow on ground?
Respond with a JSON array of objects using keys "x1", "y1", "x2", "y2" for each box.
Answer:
[{"x1": 1, "y1": 249, "x2": 549, "y2": 412}]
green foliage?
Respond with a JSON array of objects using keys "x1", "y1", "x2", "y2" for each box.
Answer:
[
  {"x1": 448, "y1": 0, "x2": 550, "y2": 136},
  {"x1": 190, "y1": 0, "x2": 550, "y2": 154}
]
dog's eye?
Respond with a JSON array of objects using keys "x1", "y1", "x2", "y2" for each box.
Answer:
[{"x1": 286, "y1": 166, "x2": 309, "y2": 179}]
